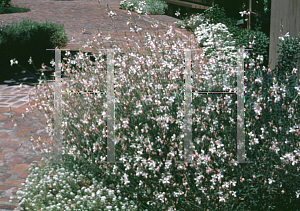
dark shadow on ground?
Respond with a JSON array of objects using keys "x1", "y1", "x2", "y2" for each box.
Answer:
[{"x1": 0, "y1": 69, "x2": 55, "y2": 86}]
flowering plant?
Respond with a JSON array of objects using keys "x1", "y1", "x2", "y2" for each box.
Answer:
[
  {"x1": 120, "y1": 0, "x2": 167, "y2": 15},
  {"x1": 7, "y1": 2, "x2": 300, "y2": 210}
]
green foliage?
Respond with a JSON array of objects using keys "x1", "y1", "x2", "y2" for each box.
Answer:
[
  {"x1": 10, "y1": 2, "x2": 300, "y2": 210},
  {"x1": 120, "y1": 0, "x2": 168, "y2": 15},
  {"x1": 0, "y1": 5, "x2": 30, "y2": 14},
  {"x1": 175, "y1": 4, "x2": 269, "y2": 67},
  {"x1": 175, "y1": 4, "x2": 243, "y2": 38},
  {"x1": 146, "y1": 0, "x2": 168, "y2": 15},
  {"x1": 0, "y1": 0, "x2": 10, "y2": 7},
  {"x1": 275, "y1": 35, "x2": 300, "y2": 102},
  {"x1": 0, "y1": 18, "x2": 69, "y2": 81},
  {"x1": 29, "y1": 26, "x2": 300, "y2": 211},
  {"x1": 203, "y1": 4, "x2": 236, "y2": 25},
  {"x1": 226, "y1": 24, "x2": 244, "y2": 38},
  {"x1": 234, "y1": 29, "x2": 270, "y2": 67},
  {"x1": 120, "y1": 0, "x2": 135, "y2": 11},
  {"x1": 277, "y1": 36, "x2": 300, "y2": 77},
  {"x1": 202, "y1": 4, "x2": 251, "y2": 39},
  {"x1": 175, "y1": 13, "x2": 208, "y2": 32},
  {"x1": 237, "y1": 33, "x2": 300, "y2": 210}
]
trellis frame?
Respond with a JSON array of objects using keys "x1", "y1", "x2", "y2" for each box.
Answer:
[{"x1": 46, "y1": 47, "x2": 253, "y2": 165}]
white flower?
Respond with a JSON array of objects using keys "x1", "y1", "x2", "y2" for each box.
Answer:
[
  {"x1": 257, "y1": 55, "x2": 264, "y2": 62},
  {"x1": 239, "y1": 11, "x2": 247, "y2": 17},
  {"x1": 279, "y1": 35, "x2": 285, "y2": 41},
  {"x1": 296, "y1": 190, "x2": 300, "y2": 198},
  {"x1": 108, "y1": 11, "x2": 117, "y2": 17},
  {"x1": 219, "y1": 196, "x2": 226, "y2": 202},
  {"x1": 136, "y1": 8, "x2": 142, "y2": 14},
  {"x1": 10, "y1": 59, "x2": 18, "y2": 66},
  {"x1": 255, "y1": 78, "x2": 262, "y2": 83},
  {"x1": 268, "y1": 178, "x2": 275, "y2": 184},
  {"x1": 279, "y1": 32, "x2": 290, "y2": 41},
  {"x1": 28, "y1": 57, "x2": 33, "y2": 65},
  {"x1": 232, "y1": 191, "x2": 237, "y2": 197}
]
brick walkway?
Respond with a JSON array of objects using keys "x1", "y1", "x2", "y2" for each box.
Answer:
[{"x1": 0, "y1": 0, "x2": 201, "y2": 210}]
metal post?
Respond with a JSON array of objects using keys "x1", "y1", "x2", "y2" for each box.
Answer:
[
  {"x1": 46, "y1": 48, "x2": 123, "y2": 164},
  {"x1": 183, "y1": 49, "x2": 193, "y2": 164},
  {"x1": 174, "y1": 47, "x2": 253, "y2": 165},
  {"x1": 235, "y1": 47, "x2": 253, "y2": 164},
  {"x1": 46, "y1": 48, "x2": 71, "y2": 164},
  {"x1": 105, "y1": 49, "x2": 122, "y2": 163}
]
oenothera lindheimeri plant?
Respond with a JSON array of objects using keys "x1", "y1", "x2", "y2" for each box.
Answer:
[{"x1": 8, "y1": 3, "x2": 300, "y2": 210}]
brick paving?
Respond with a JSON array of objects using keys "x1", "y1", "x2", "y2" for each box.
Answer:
[{"x1": 0, "y1": 0, "x2": 203, "y2": 210}]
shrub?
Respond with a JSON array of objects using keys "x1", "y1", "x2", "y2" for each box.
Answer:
[
  {"x1": 202, "y1": 3, "x2": 270, "y2": 66},
  {"x1": 175, "y1": 13, "x2": 209, "y2": 32},
  {"x1": 194, "y1": 22, "x2": 236, "y2": 52},
  {"x1": 202, "y1": 4, "x2": 236, "y2": 26},
  {"x1": 240, "y1": 32, "x2": 300, "y2": 210},
  {"x1": 0, "y1": 18, "x2": 69, "y2": 81},
  {"x1": 9, "y1": 3, "x2": 300, "y2": 211},
  {"x1": 234, "y1": 29, "x2": 270, "y2": 68},
  {"x1": 182, "y1": 5, "x2": 270, "y2": 68},
  {"x1": 16, "y1": 158, "x2": 137, "y2": 210},
  {"x1": 120, "y1": 0, "x2": 168, "y2": 15},
  {"x1": 0, "y1": 0, "x2": 10, "y2": 7},
  {"x1": 175, "y1": 4, "x2": 244, "y2": 38},
  {"x1": 276, "y1": 33, "x2": 300, "y2": 80},
  {"x1": 0, "y1": 5, "x2": 31, "y2": 15}
]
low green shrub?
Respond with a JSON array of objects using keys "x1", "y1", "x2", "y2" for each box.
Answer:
[
  {"x1": 274, "y1": 32, "x2": 300, "y2": 104},
  {"x1": 120, "y1": 0, "x2": 168, "y2": 15},
  {"x1": 234, "y1": 29, "x2": 270, "y2": 67},
  {"x1": 175, "y1": 13, "x2": 208, "y2": 32},
  {"x1": 276, "y1": 33, "x2": 300, "y2": 79},
  {"x1": 16, "y1": 159, "x2": 137, "y2": 210},
  {"x1": 0, "y1": 18, "x2": 69, "y2": 82},
  {"x1": 175, "y1": 4, "x2": 270, "y2": 69},
  {"x1": 0, "y1": 5, "x2": 30, "y2": 15},
  {"x1": 0, "y1": 0, "x2": 10, "y2": 7},
  {"x1": 202, "y1": 4, "x2": 236, "y2": 26},
  {"x1": 175, "y1": 4, "x2": 243, "y2": 38}
]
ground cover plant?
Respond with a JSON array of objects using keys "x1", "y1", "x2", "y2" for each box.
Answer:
[
  {"x1": 7, "y1": 1, "x2": 300, "y2": 210},
  {"x1": 173, "y1": 5, "x2": 245, "y2": 56},
  {"x1": 175, "y1": 4, "x2": 270, "y2": 69},
  {"x1": 120, "y1": 0, "x2": 168, "y2": 15}
]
